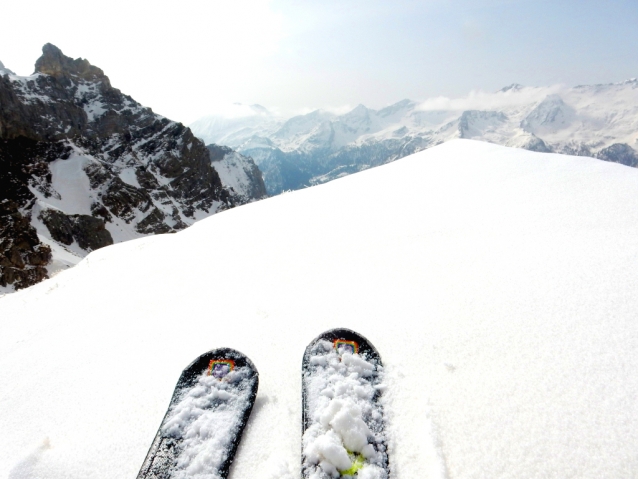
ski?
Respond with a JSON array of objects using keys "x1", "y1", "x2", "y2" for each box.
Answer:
[
  {"x1": 137, "y1": 348, "x2": 259, "y2": 479},
  {"x1": 302, "y1": 328, "x2": 389, "y2": 479}
]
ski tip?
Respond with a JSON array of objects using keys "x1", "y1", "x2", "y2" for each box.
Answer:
[
  {"x1": 303, "y1": 328, "x2": 381, "y2": 362},
  {"x1": 185, "y1": 347, "x2": 259, "y2": 374},
  {"x1": 177, "y1": 348, "x2": 259, "y2": 391}
]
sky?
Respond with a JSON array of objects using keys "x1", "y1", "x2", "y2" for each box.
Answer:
[{"x1": 2, "y1": 0, "x2": 637, "y2": 124}]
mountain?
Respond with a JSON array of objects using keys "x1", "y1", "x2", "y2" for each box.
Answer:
[
  {"x1": 207, "y1": 144, "x2": 268, "y2": 201},
  {"x1": 190, "y1": 80, "x2": 638, "y2": 195},
  {"x1": 189, "y1": 103, "x2": 284, "y2": 146},
  {"x1": 0, "y1": 44, "x2": 266, "y2": 292},
  {"x1": 2, "y1": 141, "x2": 638, "y2": 479}
]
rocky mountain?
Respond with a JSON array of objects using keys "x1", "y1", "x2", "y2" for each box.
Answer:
[
  {"x1": 0, "y1": 44, "x2": 266, "y2": 292},
  {"x1": 206, "y1": 144, "x2": 268, "y2": 201},
  {"x1": 190, "y1": 80, "x2": 638, "y2": 195}
]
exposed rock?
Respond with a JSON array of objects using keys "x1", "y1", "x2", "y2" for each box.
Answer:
[
  {"x1": 0, "y1": 209, "x2": 51, "y2": 290},
  {"x1": 35, "y1": 43, "x2": 108, "y2": 83},
  {"x1": 596, "y1": 143, "x2": 638, "y2": 167},
  {"x1": 39, "y1": 209, "x2": 113, "y2": 250},
  {"x1": 521, "y1": 136, "x2": 552, "y2": 153},
  {"x1": 558, "y1": 143, "x2": 593, "y2": 157}
]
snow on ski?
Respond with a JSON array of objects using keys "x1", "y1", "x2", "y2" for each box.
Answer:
[
  {"x1": 302, "y1": 328, "x2": 389, "y2": 479},
  {"x1": 136, "y1": 348, "x2": 259, "y2": 479}
]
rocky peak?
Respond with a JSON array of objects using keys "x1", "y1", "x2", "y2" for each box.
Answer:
[
  {"x1": 34, "y1": 43, "x2": 109, "y2": 84},
  {"x1": 521, "y1": 94, "x2": 573, "y2": 133},
  {"x1": 0, "y1": 44, "x2": 267, "y2": 293}
]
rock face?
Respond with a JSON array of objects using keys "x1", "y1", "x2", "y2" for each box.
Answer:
[
  {"x1": 595, "y1": 143, "x2": 638, "y2": 167},
  {"x1": 191, "y1": 80, "x2": 638, "y2": 195},
  {"x1": 207, "y1": 145, "x2": 268, "y2": 202},
  {"x1": 0, "y1": 44, "x2": 266, "y2": 292}
]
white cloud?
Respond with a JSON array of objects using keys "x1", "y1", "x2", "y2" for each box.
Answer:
[{"x1": 417, "y1": 84, "x2": 564, "y2": 112}]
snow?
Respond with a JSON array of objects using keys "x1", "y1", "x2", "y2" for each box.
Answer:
[
  {"x1": 190, "y1": 104, "x2": 284, "y2": 146},
  {"x1": 160, "y1": 366, "x2": 255, "y2": 479},
  {"x1": 38, "y1": 153, "x2": 95, "y2": 216},
  {"x1": 190, "y1": 80, "x2": 638, "y2": 177},
  {"x1": 211, "y1": 151, "x2": 264, "y2": 200},
  {"x1": 303, "y1": 341, "x2": 387, "y2": 479},
  {"x1": 1, "y1": 140, "x2": 638, "y2": 479},
  {"x1": 74, "y1": 82, "x2": 108, "y2": 122},
  {"x1": 118, "y1": 167, "x2": 141, "y2": 188}
]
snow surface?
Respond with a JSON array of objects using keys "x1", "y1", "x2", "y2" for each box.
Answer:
[{"x1": 1, "y1": 140, "x2": 638, "y2": 479}]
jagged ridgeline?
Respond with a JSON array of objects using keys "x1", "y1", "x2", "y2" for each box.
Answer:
[
  {"x1": 0, "y1": 44, "x2": 267, "y2": 292},
  {"x1": 191, "y1": 83, "x2": 638, "y2": 196}
]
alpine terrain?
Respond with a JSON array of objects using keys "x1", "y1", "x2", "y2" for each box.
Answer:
[
  {"x1": 190, "y1": 81, "x2": 638, "y2": 195},
  {"x1": 1, "y1": 141, "x2": 637, "y2": 479},
  {"x1": 0, "y1": 44, "x2": 266, "y2": 292}
]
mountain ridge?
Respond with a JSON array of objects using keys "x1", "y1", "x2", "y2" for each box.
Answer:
[
  {"x1": 191, "y1": 80, "x2": 638, "y2": 195},
  {"x1": 0, "y1": 44, "x2": 266, "y2": 292}
]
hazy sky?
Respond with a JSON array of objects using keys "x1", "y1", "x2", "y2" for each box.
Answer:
[{"x1": 2, "y1": 0, "x2": 637, "y2": 124}]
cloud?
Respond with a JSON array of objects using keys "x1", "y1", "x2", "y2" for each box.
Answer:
[{"x1": 416, "y1": 84, "x2": 564, "y2": 112}]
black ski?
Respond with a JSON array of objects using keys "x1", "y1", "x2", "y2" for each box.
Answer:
[
  {"x1": 137, "y1": 348, "x2": 258, "y2": 479},
  {"x1": 302, "y1": 328, "x2": 389, "y2": 479}
]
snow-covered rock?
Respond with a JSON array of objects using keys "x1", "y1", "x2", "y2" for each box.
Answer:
[
  {"x1": 0, "y1": 45, "x2": 266, "y2": 293},
  {"x1": 190, "y1": 80, "x2": 638, "y2": 195},
  {"x1": 207, "y1": 144, "x2": 268, "y2": 203},
  {"x1": 1, "y1": 140, "x2": 637, "y2": 479}
]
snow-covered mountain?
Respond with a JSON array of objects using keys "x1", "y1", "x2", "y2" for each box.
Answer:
[
  {"x1": 190, "y1": 103, "x2": 284, "y2": 147},
  {"x1": 207, "y1": 144, "x2": 268, "y2": 201},
  {"x1": 2, "y1": 141, "x2": 637, "y2": 479},
  {"x1": 190, "y1": 81, "x2": 638, "y2": 195},
  {"x1": 0, "y1": 44, "x2": 266, "y2": 292}
]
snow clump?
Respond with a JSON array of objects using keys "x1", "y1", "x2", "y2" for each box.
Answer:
[{"x1": 303, "y1": 340, "x2": 387, "y2": 479}]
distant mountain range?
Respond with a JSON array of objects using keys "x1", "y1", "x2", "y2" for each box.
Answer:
[
  {"x1": 190, "y1": 81, "x2": 638, "y2": 195},
  {"x1": 0, "y1": 44, "x2": 266, "y2": 292}
]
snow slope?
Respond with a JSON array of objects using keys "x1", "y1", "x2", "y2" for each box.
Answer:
[{"x1": 1, "y1": 140, "x2": 638, "y2": 479}]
